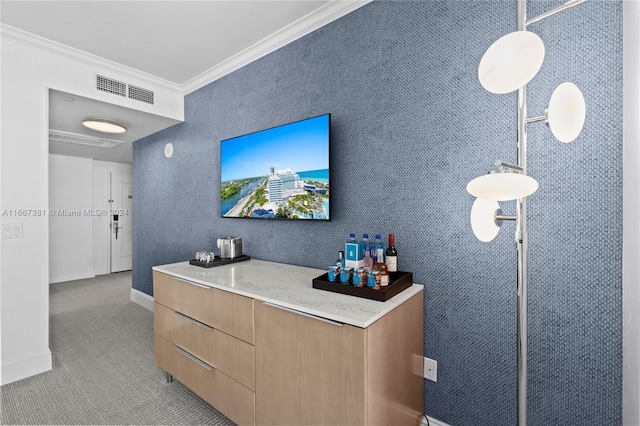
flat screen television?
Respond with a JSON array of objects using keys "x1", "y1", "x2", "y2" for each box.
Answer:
[{"x1": 220, "y1": 113, "x2": 330, "y2": 220}]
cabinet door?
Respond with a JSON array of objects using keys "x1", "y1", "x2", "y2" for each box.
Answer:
[
  {"x1": 255, "y1": 302, "x2": 365, "y2": 426},
  {"x1": 255, "y1": 301, "x2": 299, "y2": 425}
]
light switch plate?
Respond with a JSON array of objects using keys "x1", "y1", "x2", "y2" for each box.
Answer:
[
  {"x1": 424, "y1": 357, "x2": 437, "y2": 382},
  {"x1": 2, "y1": 223, "x2": 23, "y2": 239},
  {"x1": 11, "y1": 223, "x2": 23, "y2": 238}
]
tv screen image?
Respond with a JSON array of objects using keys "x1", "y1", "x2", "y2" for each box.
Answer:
[{"x1": 220, "y1": 113, "x2": 330, "y2": 220}]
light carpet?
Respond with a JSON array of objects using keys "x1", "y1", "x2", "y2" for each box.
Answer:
[{"x1": 0, "y1": 272, "x2": 235, "y2": 425}]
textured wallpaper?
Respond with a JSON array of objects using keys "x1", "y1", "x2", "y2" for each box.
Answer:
[{"x1": 133, "y1": 1, "x2": 622, "y2": 424}]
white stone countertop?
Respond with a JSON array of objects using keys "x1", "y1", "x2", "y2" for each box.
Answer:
[{"x1": 152, "y1": 259, "x2": 423, "y2": 328}]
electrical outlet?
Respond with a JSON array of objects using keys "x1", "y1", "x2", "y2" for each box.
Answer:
[{"x1": 424, "y1": 357, "x2": 437, "y2": 382}]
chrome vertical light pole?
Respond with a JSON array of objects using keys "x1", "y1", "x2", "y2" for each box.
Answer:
[
  {"x1": 516, "y1": 1, "x2": 529, "y2": 425},
  {"x1": 467, "y1": 1, "x2": 587, "y2": 425}
]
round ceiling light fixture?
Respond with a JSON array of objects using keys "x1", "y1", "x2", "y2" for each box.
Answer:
[{"x1": 81, "y1": 118, "x2": 127, "y2": 134}]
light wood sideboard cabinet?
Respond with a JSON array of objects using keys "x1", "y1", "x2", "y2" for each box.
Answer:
[
  {"x1": 255, "y1": 293, "x2": 423, "y2": 426},
  {"x1": 153, "y1": 271, "x2": 255, "y2": 426},
  {"x1": 152, "y1": 262, "x2": 424, "y2": 426}
]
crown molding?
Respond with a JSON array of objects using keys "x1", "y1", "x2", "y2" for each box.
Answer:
[
  {"x1": 1, "y1": 0, "x2": 371, "y2": 96},
  {"x1": 182, "y1": 0, "x2": 372, "y2": 95},
  {"x1": 0, "y1": 24, "x2": 182, "y2": 93}
]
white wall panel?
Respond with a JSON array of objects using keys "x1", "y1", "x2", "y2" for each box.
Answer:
[
  {"x1": 0, "y1": 27, "x2": 183, "y2": 385},
  {"x1": 49, "y1": 154, "x2": 94, "y2": 284}
]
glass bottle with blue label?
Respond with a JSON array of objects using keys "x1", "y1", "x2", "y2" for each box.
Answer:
[
  {"x1": 340, "y1": 267, "x2": 352, "y2": 284},
  {"x1": 353, "y1": 268, "x2": 364, "y2": 287},
  {"x1": 328, "y1": 265, "x2": 340, "y2": 282},
  {"x1": 367, "y1": 270, "x2": 380, "y2": 289}
]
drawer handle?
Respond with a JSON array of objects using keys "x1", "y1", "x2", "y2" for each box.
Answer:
[
  {"x1": 263, "y1": 302, "x2": 344, "y2": 327},
  {"x1": 174, "y1": 277, "x2": 212, "y2": 290},
  {"x1": 175, "y1": 311, "x2": 214, "y2": 331},
  {"x1": 175, "y1": 346, "x2": 214, "y2": 371}
]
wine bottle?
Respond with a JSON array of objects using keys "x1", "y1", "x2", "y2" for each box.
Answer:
[{"x1": 386, "y1": 234, "x2": 398, "y2": 272}]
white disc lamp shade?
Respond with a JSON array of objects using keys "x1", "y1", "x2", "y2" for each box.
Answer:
[
  {"x1": 471, "y1": 198, "x2": 501, "y2": 242},
  {"x1": 467, "y1": 172, "x2": 539, "y2": 201},
  {"x1": 478, "y1": 31, "x2": 545, "y2": 94},
  {"x1": 81, "y1": 118, "x2": 127, "y2": 134},
  {"x1": 547, "y1": 82, "x2": 586, "y2": 143}
]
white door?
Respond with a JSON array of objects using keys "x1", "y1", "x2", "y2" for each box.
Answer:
[{"x1": 110, "y1": 172, "x2": 133, "y2": 272}]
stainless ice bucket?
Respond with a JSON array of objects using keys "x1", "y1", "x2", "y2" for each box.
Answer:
[{"x1": 217, "y1": 237, "x2": 243, "y2": 259}]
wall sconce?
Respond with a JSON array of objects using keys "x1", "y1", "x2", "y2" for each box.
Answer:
[{"x1": 468, "y1": 1, "x2": 586, "y2": 425}]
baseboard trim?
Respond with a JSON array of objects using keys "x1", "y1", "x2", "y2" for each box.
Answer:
[
  {"x1": 420, "y1": 415, "x2": 450, "y2": 426},
  {"x1": 2, "y1": 350, "x2": 52, "y2": 385},
  {"x1": 428, "y1": 416, "x2": 450, "y2": 426},
  {"x1": 130, "y1": 288, "x2": 154, "y2": 312},
  {"x1": 49, "y1": 270, "x2": 95, "y2": 284}
]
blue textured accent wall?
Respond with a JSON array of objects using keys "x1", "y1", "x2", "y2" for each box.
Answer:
[{"x1": 133, "y1": 1, "x2": 622, "y2": 424}]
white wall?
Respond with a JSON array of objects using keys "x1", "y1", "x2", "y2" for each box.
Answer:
[
  {"x1": 623, "y1": 1, "x2": 640, "y2": 424},
  {"x1": 49, "y1": 154, "x2": 94, "y2": 283},
  {"x1": 0, "y1": 26, "x2": 183, "y2": 385},
  {"x1": 49, "y1": 156, "x2": 133, "y2": 282},
  {"x1": 93, "y1": 160, "x2": 133, "y2": 275}
]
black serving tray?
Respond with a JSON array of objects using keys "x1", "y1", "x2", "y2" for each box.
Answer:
[
  {"x1": 189, "y1": 255, "x2": 251, "y2": 268},
  {"x1": 312, "y1": 271, "x2": 413, "y2": 302}
]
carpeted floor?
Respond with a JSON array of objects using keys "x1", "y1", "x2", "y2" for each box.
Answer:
[{"x1": 0, "y1": 272, "x2": 235, "y2": 425}]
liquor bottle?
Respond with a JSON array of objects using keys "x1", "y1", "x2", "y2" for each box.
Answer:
[
  {"x1": 363, "y1": 249, "x2": 373, "y2": 269},
  {"x1": 374, "y1": 260, "x2": 389, "y2": 287},
  {"x1": 386, "y1": 234, "x2": 398, "y2": 272},
  {"x1": 373, "y1": 234, "x2": 385, "y2": 264},
  {"x1": 336, "y1": 251, "x2": 345, "y2": 269}
]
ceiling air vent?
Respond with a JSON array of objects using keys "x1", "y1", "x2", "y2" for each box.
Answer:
[
  {"x1": 49, "y1": 129, "x2": 125, "y2": 149},
  {"x1": 128, "y1": 84, "x2": 154, "y2": 105},
  {"x1": 96, "y1": 74, "x2": 127, "y2": 97}
]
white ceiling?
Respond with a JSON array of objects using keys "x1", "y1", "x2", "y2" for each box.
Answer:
[
  {"x1": 48, "y1": 89, "x2": 182, "y2": 163},
  {"x1": 0, "y1": 1, "x2": 334, "y2": 85},
  {"x1": 1, "y1": 1, "x2": 366, "y2": 163}
]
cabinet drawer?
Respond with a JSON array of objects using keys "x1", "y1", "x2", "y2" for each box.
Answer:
[
  {"x1": 155, "y1": 302, "x2": 255, "y2": 391},
  {"x1": 211, "y1": 369, "x2": 256, "y2": 426},
  {"x1": 155, "y1": 334, "x2": 255, "y2": 426},
  {"x1": 155, "y1": 333, "x2": 212, "y2": 404},
  {"x1": 153, "y1": 271, "x2": 217, "y2": 326},
  {"x1": 153, "y1": 271, "x2": 254, "y2": 343}
]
